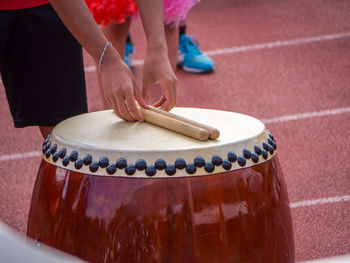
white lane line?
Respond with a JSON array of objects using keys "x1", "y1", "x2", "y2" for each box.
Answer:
[
  {"x1": 9, "y1": 32, "x2": 346, "y2": 74},
  {"x1": 0, "y1": 32, "x2": 349, "y2": 78},
  {"x1": 262, "y1": 107, "x2": 350, "y2": 124},
  {"x1": 300, "y1": 255, "x2": 350, "y2": 263},
  {"x1": 0, "y1": 151, "x2": 41, "y2": 162},
  {"x1": 204, "y1": 31, "x2": 350, "y2": 56},
  {"x1": 82, "y1": 31, "x2": 350, "y2": 71},
  {"x1": 290, "y1": 195, "x2": 350, "y2": 208}
]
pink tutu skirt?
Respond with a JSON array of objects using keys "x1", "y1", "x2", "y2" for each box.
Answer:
[{"x1": 85, "y1": 0, "x2": 197, "y2": 26}]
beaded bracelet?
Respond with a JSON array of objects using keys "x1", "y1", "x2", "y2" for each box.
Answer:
[{"x1": 98, "y1": 42, "x2": 112, "y2": 73}]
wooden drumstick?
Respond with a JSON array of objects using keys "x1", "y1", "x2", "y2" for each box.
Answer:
[
  {"x1": 148, "y1": 106, "x2": 220, "y2": 140},
  {"x1": 140, "y1": 108, "x2": 209, "y2": 141}
]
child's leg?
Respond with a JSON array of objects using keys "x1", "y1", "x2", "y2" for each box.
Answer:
[
  {"x1": 179, "y1": 19, "x2": 186, "y2": 36},
  {"x1": 39, "y1": 126, "x2": 54, "y2": 139},
  {"x1": 102, "y1": 18, "x2": 132, "y2": 58}
]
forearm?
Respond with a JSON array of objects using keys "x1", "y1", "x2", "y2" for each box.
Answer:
[
  {"x1": 135, "y1": 0, "x2": 167, "y2": 52},
  {"x1": 136, "y1": 0, "x2": 177, "y2": 111},
  {"x1": 48, "y1": 0, "x2": 148, "y2": 122},
  {"x1": 48, "y1": 0, "x2": 119, "y2": 64}
]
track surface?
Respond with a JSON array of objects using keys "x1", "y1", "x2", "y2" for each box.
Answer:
[{"x1": 0, "y1": 0, "x2": 349, "y2": 261}]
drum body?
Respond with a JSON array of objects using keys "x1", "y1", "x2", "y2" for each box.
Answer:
[{"x1": 27, "y1": 108, "x2": 294, "y2": 263}]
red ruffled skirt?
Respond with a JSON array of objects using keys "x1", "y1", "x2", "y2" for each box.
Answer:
[
  {"x1": 85, "y1": 0, "x2": 197, "y2": 26},
  {"x1": 85, "y1": 0, "x2": 138, "y2": 25}
]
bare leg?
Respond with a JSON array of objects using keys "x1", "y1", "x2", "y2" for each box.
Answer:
[
  {"x1": 179, "y1": 18, "x2": 187, "y2": 39},
  {"x1": 179, "y1": 19, "x2": 186, "y2": 27},
  {"x1": 39, "y1": 126, "x2": 54, "y2": 139},
  {"x1": 97, "y1": 19, "x2": 132, "y2": 109},
  {"x1": 102, "y1": 18, "x2": 132, "y2": 58}
]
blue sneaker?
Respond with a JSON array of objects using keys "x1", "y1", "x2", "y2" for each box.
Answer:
[
  {"x1": 178, "y1": 34, "x2": 214, "y2": 73},
  {"x1": 125, "y1": 41, "x2": 135, "y2": 70}
]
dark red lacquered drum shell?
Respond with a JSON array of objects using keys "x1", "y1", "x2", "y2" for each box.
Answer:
[{"x1": 27, "y1": 157, "x2": 294, "y2": 263}]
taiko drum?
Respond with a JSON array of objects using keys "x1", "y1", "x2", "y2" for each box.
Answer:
[{"x1": 27, "y1": 108, "x2": 295, "y2": 263}]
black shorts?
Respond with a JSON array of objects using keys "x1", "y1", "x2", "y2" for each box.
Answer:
[{"x1": 0, "y1": 4, "x2": 88, "y2": 128}]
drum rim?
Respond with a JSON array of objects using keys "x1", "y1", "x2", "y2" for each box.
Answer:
[{"x1": 41, "y1": 108, "x2": 277, "y2": 178}]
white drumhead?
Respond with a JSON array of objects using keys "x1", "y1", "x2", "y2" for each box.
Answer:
[{"x1": 43, "y1": 108, "x2": 277, "y2": 177}]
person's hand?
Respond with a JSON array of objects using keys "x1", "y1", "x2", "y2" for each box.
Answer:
[
  {"x1": 142, "y1": 47, "x2": 177, "y2": 111},
  {"x1": 100, "y1": 46, "x2": 148, "y2": 122}
]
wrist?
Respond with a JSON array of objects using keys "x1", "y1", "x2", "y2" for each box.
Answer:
[
  {"x1": 147, "y1": 36, "x2": 167, "y2": 54},
  {"x1": 98, "y1": 44, "x2": 123, "y2": 73},
  {"x1": 98, "y1": 42, "x2": 112, "y2": 72}
]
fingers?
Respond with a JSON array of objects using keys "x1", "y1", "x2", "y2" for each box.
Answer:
[
  {"x1": 125, "y1": 93, "x2": 144, "y2": 122},
  {"x1": 107, "y1": 96, "x2": 133, "y2": 123},
  {"x1": 147, "y1": 78, "x2": 177, "y2": 111},
  {"x1": 153, "y1": 96, "x2": 166, "y2": 107},
  {"x1": 115, "y1": 95, "x2": 136, "y2": 122},
  {"x1": 156, "y1": 78, "x2": 177, "y2": 111},
  {"x1": 106, "y1": 88, "x2": 144, "y2": 122},
  {"x1": 99, "y1": 53, "x2": 146, "y2": 122}
]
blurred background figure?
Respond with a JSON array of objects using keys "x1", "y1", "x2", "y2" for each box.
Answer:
[
  {"x1": 125, "y1": 17, "x2": 215, "y2": 73},
  {"x1": 86, "y1": 0, "x2": 201, "y2": 106},
  {"x1": 86, "y1": 0, "x2": 195, "y2": 70},
  {"x1": 86, "y1": 0, "x2": 214, "y2": 74}
]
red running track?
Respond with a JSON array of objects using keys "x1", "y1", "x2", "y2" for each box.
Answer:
[{"x1": 0, "y1": 0, "x2": 350, "y2": 261}]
